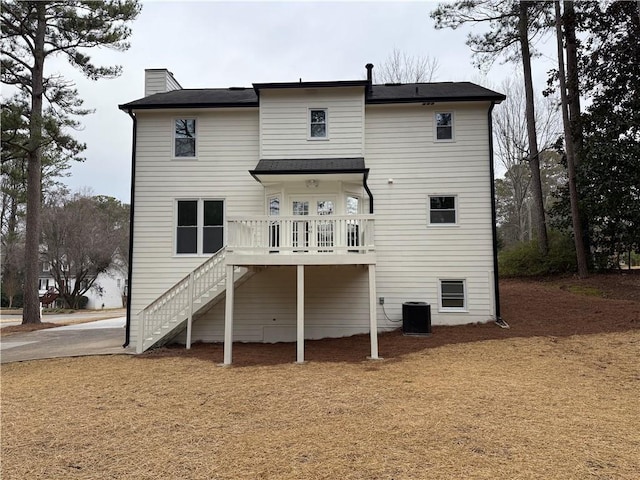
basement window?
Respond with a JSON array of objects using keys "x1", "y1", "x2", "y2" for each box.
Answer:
[{"x1": 439, "y1": 279, "x2": 466, "y2": 311}]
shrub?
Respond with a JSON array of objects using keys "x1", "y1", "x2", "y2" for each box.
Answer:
[
  {"x1": 78, "y1": 295, "x2": 89, "y2": 309},
  {"x1": 499, "y1": 230, "x2": 577, "y2": 277}
]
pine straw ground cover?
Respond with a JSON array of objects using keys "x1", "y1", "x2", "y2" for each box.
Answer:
[{"x1": 2, "y1": 278, "x2": 640, "y2": 479}]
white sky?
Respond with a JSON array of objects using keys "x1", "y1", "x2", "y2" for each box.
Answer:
[{"x1": 46, "y1": 0, "x2": 558, "y2": 202}]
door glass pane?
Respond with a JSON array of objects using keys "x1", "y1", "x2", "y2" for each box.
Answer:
[{"x1": 293, "y1": 201, "x2": 309, "y2": 216}]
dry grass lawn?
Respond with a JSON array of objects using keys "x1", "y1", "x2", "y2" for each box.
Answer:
[{"x1": 2, "y1": 328, "x2": 639, "y2": 479}]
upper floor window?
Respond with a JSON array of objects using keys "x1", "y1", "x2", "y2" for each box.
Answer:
[
  {"x1": 174, "y1": 119, "x2": 196, "y2": 157},
  {"x1": 429, "y1": 195, "x2": 457, "y2": 224},
  {"x1": 309, "y1": 108, "x2": 328, "y2": 139},
  {"x1": 435, "y1": 112, "x2": 454, "y2": 141},
  {"x1": 176, "y1": 199, "x2": 224, "y2": 255}
]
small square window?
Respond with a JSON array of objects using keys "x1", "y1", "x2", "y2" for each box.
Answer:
[
  {"x1": 309, "y1": 109, "x2": 327, "y2": 139},
  {"x1": 174, "y1": 119, "x2": 196, "y2": 157},
  {"x1": 429, "y1": 196, "x2": 457, "y2": 224},
  {"x1": 440, "y1": 280, "x2": 466, "y2": 310},
  {"x1": 435, "y1": 112, "x2": 453, "y2": 141}
]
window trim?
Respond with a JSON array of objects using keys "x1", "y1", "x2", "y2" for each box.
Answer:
[
  {"x1": 174, "y1": 198, "x2": 225, "y2": 256},
  {"x1": 438, "y1": 279, "x2": 468, "y2": 312},
  {"x1": 428, "y1": 194, "x2": 458, "y2": 226},
  {"x1": 308, "y1": 108, "x2": 329, "y2": 140},
  {"x1": 172, "y1": 118, "x2": 198, "y2": 159},
  {"x1": 434, "y1": 111, "x2": 455, "y2": 142}
]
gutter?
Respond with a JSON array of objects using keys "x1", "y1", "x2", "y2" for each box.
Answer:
[
  {"x1": 487, "y1": 102, "x2": 508, "y2": 328},
  {"x1": 123, "y1": 109, "x2": 137, "y2": 347},
  {"x1": 363, "y1": 169, "x2": 374, "y2": 214}
]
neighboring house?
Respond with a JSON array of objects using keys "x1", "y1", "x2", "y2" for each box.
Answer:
[
  {"x1": 38, "y1": 260, "x2": 127, "y2": 309},
  {"x1": 119, "y1": 65, "x2": 505, "y2": 363}
]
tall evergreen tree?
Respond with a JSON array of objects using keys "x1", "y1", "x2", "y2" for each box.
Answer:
[
  {"x1": 572, "y1": 1, "x2": 640, "y2": 266},
  {"x1": 431, "y1": 0, "x2": 553, "y2": 254},
  {"x1": 0, "y1": 1, "x2": 140, "y2": 324}
]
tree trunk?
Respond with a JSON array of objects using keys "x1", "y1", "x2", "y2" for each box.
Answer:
[
  {"x1": 22, "y1": 4, "x2": 46, "y2": 325},
  {"x1": 555, "y1": 1, "x2": 588, "y2": 278},
  {"x1": 519, "y1": 1, "x2": 548, "y2": 255}
]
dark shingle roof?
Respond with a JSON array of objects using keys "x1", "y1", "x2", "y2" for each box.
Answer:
[
  {"x1": 119, "y1": 88, "x2": 258, "y2": 110},
  {"x1": 368, "y1": 82, "x2": 505, "y2": 103},
  {"x1": 250, "y1": 158, "x2": 366, "y2": 175},
  {"x1": 119, "y1": 82, "x2": 504, "y2": 110}
]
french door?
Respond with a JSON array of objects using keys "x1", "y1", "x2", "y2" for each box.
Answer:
[{"x1": 291, "y1": 196, "x2": 335, "y2": 251}]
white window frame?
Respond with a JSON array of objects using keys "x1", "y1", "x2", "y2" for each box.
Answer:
[
  {"x1": 173, "y1": 118, "x2": 198, "y2": 159},
  {"x1": 42, "y1": 262, "x2": 51, "y2": 272},
  {"x1": 308, "y1": 108, "x2": 329, "y2": 140},
  {"x1": 174, "y1": 198, "x2": 225, "y2": 256},
  {"x1": 434, "y1": 111, "x2": 455, "y2": 142},
  {"x1": 428, "y1": 194, "x2": 458, "y2": 226},
  {"x1": 438, "y1": 279, "x2": 467, "y2": 312}
]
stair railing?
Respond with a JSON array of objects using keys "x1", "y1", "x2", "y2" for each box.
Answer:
[{"x1": 137, "y1": 247, "x2": 228, "y2": 353}]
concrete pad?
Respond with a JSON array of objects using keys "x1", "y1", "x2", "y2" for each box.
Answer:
[{"x1": 1, "y1": 323, "x2": 134, "y2": 364}]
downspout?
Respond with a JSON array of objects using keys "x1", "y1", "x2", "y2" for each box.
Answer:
[
  {"x1": 123, "y1": 109, "x2": 137, "y2": 347},
  {"x1": 363, "y1": 169, "x2": 374, "y2": 214},
  {"x1": 488, "y1": 102, "x2": 508, "y2": 328}
]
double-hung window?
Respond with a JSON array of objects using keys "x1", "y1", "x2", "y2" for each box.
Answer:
[
  {"x1": 174, "y1": 119, "x2": 197, "y2": 157},
  {"x1": 435, "y1": 112, "x2": 454, "y2": 141},
  {"x1": 176, "y1": 199, "x2": 224, "y2": 255},
  {"x1": 429, "y1": 195, "x2": 457, "y2": 224},
  {"x1": 439, "y1": 279, "x2": 466, "y2": 311},
  {"x1": 309, "y1": 108, "x2": 328, "y2": 139}
]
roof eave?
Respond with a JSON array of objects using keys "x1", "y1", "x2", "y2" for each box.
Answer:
[{"x1": 366, "y1": 95, "x2": 506, "y2": 105}]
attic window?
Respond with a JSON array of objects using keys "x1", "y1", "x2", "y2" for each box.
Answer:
[
  {"x1": 174, "y1": 118, "x2": 196, "y2": 157},
  {"x1": 309, "y1": 108, "x2": 328, "y2": 139}
]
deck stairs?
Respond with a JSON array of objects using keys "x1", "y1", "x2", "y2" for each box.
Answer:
[{"x1": 136, "y1": 247, "x2": 254, "y2": 353}]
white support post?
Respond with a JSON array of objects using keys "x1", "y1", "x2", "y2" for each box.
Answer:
[
  {"x1": 137, "y1": 310, "x2": 144, "y2": 354},
  {"x1": 186, "y1": 272, "x2": 194, "y2": 349},
  {"x1": 368, "y1": 264, "x2": 380, "y2": 360},
  {"x1": 223, "y1": 264, "x2": 235, "y2": 365},
  {"x1": 296, "y1": 264, "x2": 305, "y2": 364}
]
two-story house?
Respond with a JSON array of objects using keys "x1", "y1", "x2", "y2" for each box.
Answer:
[{"x1": 119, "y1": 65, "x2": 505, "y2": 364}]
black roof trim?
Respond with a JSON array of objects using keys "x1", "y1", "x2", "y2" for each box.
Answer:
[
  {"x1": 250, "y1": 158, "x2": 367, "y2": 178},
  {"x1": 253, "y1": 80, "x2": 368, "y2": 93},
  {"x1": 119, "y1": 81, "x2": 505, "y2": 111},
  {"x1": 118, "y1": 102, "x2": 258, "y2": 111},
  {"x1": 366, "y1": 95, "x2": 505, "y2": 104}
]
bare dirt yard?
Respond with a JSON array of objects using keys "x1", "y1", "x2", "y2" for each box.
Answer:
[{"x1": 2, "y1": 274, "x2": 639, "y2": 479}]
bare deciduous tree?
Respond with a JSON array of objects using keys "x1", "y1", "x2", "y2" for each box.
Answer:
[{"x1": 376, "y1": 48, "x2": 440, "y2": 83}]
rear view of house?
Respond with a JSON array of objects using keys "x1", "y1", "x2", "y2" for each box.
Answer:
[{"x1": 119, "y1": 64, "x2": 505, "y2": 364}]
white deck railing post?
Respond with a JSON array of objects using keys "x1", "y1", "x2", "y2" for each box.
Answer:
[{"x1": 186, "y1": 271, "x2": 194, "y2": 349}]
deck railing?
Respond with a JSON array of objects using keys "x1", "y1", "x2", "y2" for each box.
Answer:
[{"x1": 227, "y1": 215, "x2": 375, "y2": 254}]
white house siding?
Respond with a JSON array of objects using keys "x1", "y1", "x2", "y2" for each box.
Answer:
[
  {"x1": 365, "y1": 102, "x2": 495, "y2": 326},
  {"x1": 129, "y1": 108, "x2": 261, "y2": 345},
  {"x1": 175, "y1": 265, "x2": 370, "y2": 344},
  {"x1": 259, "y1": 88, "x2": 364, "y2": 159},
  {"x1": 85, "y1": 268, "x2": 126, "y2": 309}
]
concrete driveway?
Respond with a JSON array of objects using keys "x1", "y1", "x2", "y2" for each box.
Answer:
[{"x1": 0, "y1": 314, "x2": 134, "y2": 364}]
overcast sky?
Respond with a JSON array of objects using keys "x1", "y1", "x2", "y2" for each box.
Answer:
[{"x1": 49, "y1": 0, "x2": 558, "y2": 203}]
